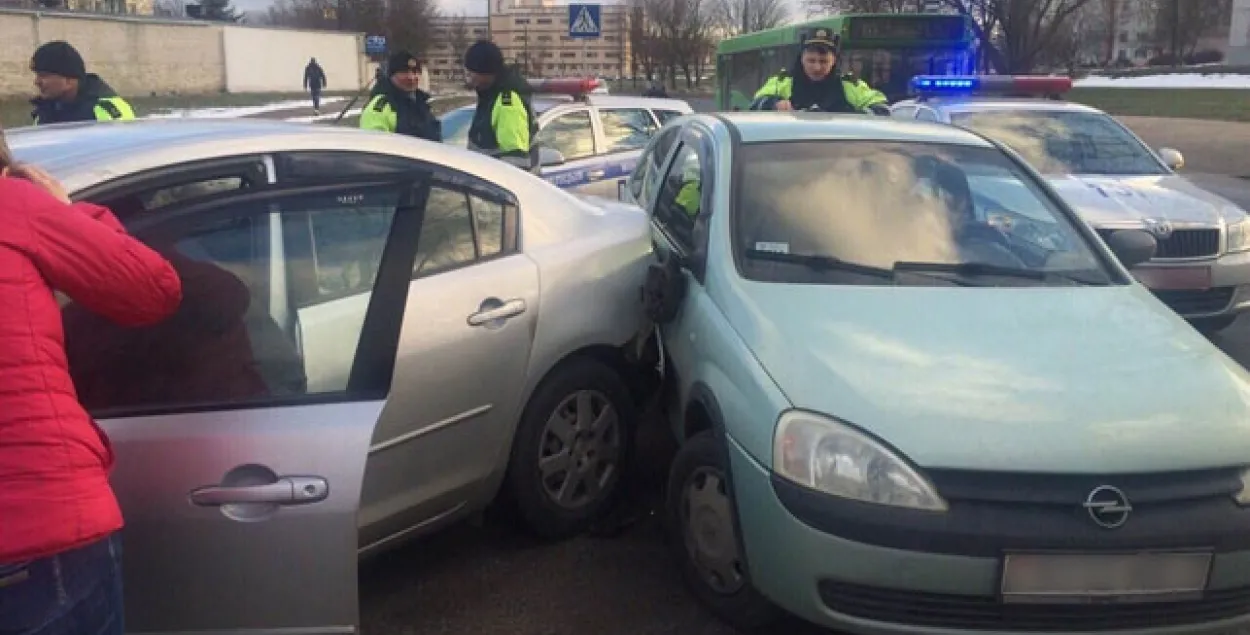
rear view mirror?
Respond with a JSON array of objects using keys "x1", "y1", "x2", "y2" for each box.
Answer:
[
  {"x1": 1105, "y1": 229, "x2": 1157, "y2": 270},
  {"x1": 539, "y1": 147, "x2": 566, "y2": 167},
  {"x1": 1158, "y1": 147, "x2": 1184, "y2": 171}
]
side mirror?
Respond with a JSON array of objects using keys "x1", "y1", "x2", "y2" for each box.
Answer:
[
  {"x1": 1105, "y1": 229, "x2": 1157, "y2": 270},
  {"x1": 538, "y1": 147, "x2": 566, "y2": 167},
  {"x1": 1158, "y1": 147, "x2": 1185, "y2": 171}
]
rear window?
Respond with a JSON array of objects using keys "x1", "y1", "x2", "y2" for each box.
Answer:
[{"x1": 950, "y1": 110, "x2": 1166, "y2": 176}]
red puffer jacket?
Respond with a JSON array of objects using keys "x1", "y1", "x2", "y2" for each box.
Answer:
[{"x1": 0, "y1": 176, "x2": 182, "y2": 564}]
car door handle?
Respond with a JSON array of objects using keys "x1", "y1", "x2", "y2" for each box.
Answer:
[
  {"x1": 587, "y1": 169, "x2": 606, "y2": 180},
  {"x1": 189, "y1": 476, "x2": 329, "y2": 507},
  {"x1": 467, "y1": 299, "x2": 527, "y2": 326}
]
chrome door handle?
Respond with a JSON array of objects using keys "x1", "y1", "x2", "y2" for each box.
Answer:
[
  {"x1": 587, "y1": 169, "x2": 607, "y2": 179},
  {"x1": 189, "y1": 476, "x2": 329, "y2": 507},
  {"x1": 467, "y1": 299, "x2": 527, "y2": 326}
]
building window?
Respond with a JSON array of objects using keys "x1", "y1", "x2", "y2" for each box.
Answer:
[
  {"x1": 516, "y1": 35, "x2": 527, "y2": 41},
  {"x1": 560, "y1": 52, "x2": 577, "y2": 59},
  {"x1": 537, "y1": 35, "x2": 552, "y2": 41},
  {"x1": 515, "y1": 18, "x2": 529, "y2": 24},
  {"x1": 537, "y1": 18, "x2": 551, "y2": 24}
]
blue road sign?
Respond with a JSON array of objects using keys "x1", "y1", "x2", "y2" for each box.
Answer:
[
  {"x1": 365, "y1": 35, "x2": 387, "y2": 55},
  {"x1": 568, "y1": 3, "x2": 601, "y2": 39}
]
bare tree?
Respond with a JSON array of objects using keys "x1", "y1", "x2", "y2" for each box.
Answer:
[
  {"x1": 940, "y1": 0, "x2": 1097, "y2": 73},
  {"x1": 386, "y1": 0, "x2": 440, "y2": 57},
  {"x1": 628, "y1": 0, "x2": 659, "y2": 81},
  {"x1": 806, "y1": 0, "x2": 926, "y2": 18},
  {"x1": 715, "y1": 0, "x2": 789, "y2": 36},
  {"x1": 448, "y1": 14, "x2": 471, "y2": 65},
  {"x1": 1150, "y1": 0, "x2": 1231, "y2": 58}
]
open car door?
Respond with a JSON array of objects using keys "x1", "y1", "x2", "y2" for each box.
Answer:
[{"x1": 65, "y1": 175, "x2": 431, "y2": 634}]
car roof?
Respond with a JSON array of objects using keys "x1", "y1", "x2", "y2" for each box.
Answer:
[
  {"x1": 896, "y1": 96, "x2": 1105, "y2": 116},
  {"x1": 709, "y1": 112, "x2": 997, "y2": 147},
  {"x1": 453, "y1": 94, "x2": 693, "y2": 116},
  {"x1": 4, "y1": 118, "x2": 549, "y2": 196}
]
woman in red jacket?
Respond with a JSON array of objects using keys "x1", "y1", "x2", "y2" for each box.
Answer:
[{"x1": 0, "y1": 129, "x2": 183, "y2": 635}]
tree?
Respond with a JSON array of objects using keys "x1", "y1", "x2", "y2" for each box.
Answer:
[
  {"x1": 941, "y1": 0, "x2": 1097, "y2": 73},
  {"x1": 448, "y1": 13, "x2": 471, "y2": 66},
  {"x1": 200, "y1": 0, "x2": 240, "y2": 21},
  {"x1": 385, "y1": 0, "x2": 439, "y2": 58},
  {"x1": 1151, "y1": 0, "x2": 1231, "y2": 58},
  {"x1": 807, "y1": 0, "x2": 928, "y2": 16},
  {"x1": 715, "y1": 0, "x2": 789, "y2": 36}
]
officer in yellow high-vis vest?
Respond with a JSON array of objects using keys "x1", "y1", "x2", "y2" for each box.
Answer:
[
  {"x1": 461, "y1": 40, "x2": 539, "y2": 171},
  {"x1": 30, "y1": 41, "x2": 135, "y2": 125},
  {"x1": 753, "y1": 28, "x2": 888, "y2": 114}
]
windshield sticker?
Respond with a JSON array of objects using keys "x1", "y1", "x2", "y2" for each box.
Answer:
[{"x1": 755, "y1": 241, "x2": 790, "y2": 254}]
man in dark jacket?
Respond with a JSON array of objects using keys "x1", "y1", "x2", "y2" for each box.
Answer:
[
  {"x1": 303, "y1": 57, "x2": 328, "y2": 114},
  {"x1": 360, "y1": 51, "x2": 441, "y2": 142},
  {"x1": 462, "y1": 40, "x2": 538, "y2": 170},
  {"x1": 752, "y1": 28, "x2": 887, "y2": 114},
  {"x1": 29, "y1": 41, "x2": 135, "y2": 125}
]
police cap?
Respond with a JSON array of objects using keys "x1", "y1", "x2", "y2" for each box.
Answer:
[{"x1": 803, "y1": 28, "x2": 839, "y2": 53}]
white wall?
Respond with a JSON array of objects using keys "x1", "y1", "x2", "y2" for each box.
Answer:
[{"x1": 222, "y1": 25, "x2": 364, "y2": 93}]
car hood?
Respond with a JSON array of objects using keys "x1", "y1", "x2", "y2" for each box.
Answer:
[
  {"x1": 1045, "y1": 174, "x2": 1246, "y2": 227},
  {"x1": 728, "y1": 282, "x2": 1250, "y2": 473}
]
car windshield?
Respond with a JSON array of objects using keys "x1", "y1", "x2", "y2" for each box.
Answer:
[
  {"x1": 441, "y1": 107, "x2": 475, "y2": 148},
  {"x1": 734, "y1": 140, "x2": 1115, "y2": 287},
  {"x1": 950, "y1": 110, "x2": 1167, "y2": 176}
]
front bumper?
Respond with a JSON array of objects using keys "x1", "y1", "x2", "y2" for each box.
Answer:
[
  {"x1": 726, "y1": 437, "x2": 1250, "y2": 635},
  {"x1": 1134, "y1": 249, "x2": 1250, "y2": 319}
]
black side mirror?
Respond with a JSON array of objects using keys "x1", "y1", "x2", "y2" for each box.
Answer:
[{"x1": 1105, "y1": 229, "x2": 1157, "y2": 270}]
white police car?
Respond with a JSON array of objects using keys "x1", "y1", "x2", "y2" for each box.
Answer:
[
  {"x1": 440, "y1": 78, "x2": 693, "y2": 198},
  {"x1": 892, "y1": 74, "x2": 1250, "y2": 333}
]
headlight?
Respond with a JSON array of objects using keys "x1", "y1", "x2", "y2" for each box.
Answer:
[
  {"x1": 1235, "y1": 468, "x2": 1250, "y2": 506},
  {"x1": 1226, "y1": 215, "x2": 1250, "y2": 253},
  {"x1": 773, "y1": 410, "x2": 948, "y2": 511}
]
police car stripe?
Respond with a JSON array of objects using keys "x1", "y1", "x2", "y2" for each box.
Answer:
[{"x1": 544, "y1": 158, "x2": 637, "y2": 189}]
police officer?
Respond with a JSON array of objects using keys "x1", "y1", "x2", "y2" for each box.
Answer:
[
  {"x1": 462, "y1": 40, "x2": 538, "y2": 170},
  {"x1": 29, "y1": 41, "x2": 135, "y2": 125},
  {"x1": 360, "y1": 52, "x2": 441, "y2": 142},
  {"x1": 753, "y1": 29, "x2": 888, "y2": 114}
]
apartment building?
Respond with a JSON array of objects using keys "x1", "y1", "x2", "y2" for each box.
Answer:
[
  {"x1": 490, "y1": 0, "x2": 631, "y2": 78},
  {"x1": 426, "y1": 14, "x2": 491, "y2": 80}
]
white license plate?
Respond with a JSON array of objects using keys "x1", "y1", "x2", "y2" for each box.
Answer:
[{"x1": 1001, "y1": 552, "x2": 1212, "y2": 604}]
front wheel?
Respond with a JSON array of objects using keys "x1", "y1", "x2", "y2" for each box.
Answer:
[
  {"x1": 666, "y1": 431, "x2": 780, "y2": 631},
  {"x1": 502, "y1": 357, "x2": 637, "y2": 540}
]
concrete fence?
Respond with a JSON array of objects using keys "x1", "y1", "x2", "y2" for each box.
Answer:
[{"x1": 0, "y1": 8, "x2": 368, "y2": 99}]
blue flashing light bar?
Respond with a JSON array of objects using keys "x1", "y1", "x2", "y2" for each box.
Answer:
[{"x1": 910, "y1": 75, "x2": 1074, "y2": 98}]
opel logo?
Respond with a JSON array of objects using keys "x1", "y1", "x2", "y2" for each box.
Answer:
[
  {"x1": 1143, "y1": 218, "x2": 1174, "y2": 239},
  {"x1": 1083, "y1": 485, "x2": 1132, "y2": 529}
]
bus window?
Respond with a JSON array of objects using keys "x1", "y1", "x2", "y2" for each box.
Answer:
[{"x1": 726, "y1": 51, "x2": 763, "y2": 109}]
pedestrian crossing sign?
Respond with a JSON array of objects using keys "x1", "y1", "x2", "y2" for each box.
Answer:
[{"x1": 568, "y1": 3, "x2": 601, "y2": 39}]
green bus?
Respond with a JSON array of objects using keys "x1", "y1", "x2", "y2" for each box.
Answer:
[{"x1": 716, "y1": 13, "x2": 978, "y2": 110}]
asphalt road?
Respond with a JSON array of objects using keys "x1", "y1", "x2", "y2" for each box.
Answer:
[{"x1": 257, "y1": 97, "x2": 1250, "y2": 634}]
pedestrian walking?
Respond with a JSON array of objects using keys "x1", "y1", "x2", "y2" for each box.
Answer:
[
  {"x1": 304, "y1": 57, "x2": 327, "y2": 114},
  {"x1": 0, "y1": 123, "x2": 182, "y2": 635},
  {"x1": 360, "y1": 52, "x2": 441, "y2": 142},
  {"x1": 29, "y1": 41, "x2": 135, "y2": 125}
]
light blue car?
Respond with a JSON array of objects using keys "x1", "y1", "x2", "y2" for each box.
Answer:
[{"x1": 622, "y1": 111, "x2": 1250, "y2": 634}]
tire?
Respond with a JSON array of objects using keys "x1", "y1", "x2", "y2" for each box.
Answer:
[
  {"x1": 502, "y1": 356, "x2": 637, "y2": 540},
  {"x1": 1191, "y1": 315, "x2": 1238, "y2": 335},
  {"x1": 666, "y1": 431, "x2": 780, "y2": 631}
]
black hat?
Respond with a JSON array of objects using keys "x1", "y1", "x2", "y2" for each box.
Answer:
[
  {"x1": 803, "y1": 28, "x2": 840, "y2": 52},
  {"x1": 31, "y1": 41, "x2": 86, "y2": 80},
  {"x1": 464, "y1": 40, "x2": 505, "y2": 75},
  {"x1": 387, "y1": 51, "x2": 421, "y2": 75}
]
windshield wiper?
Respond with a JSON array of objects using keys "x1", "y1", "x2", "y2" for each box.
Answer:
[
  {"x1": 893, "y1": 261, "x2": 1109, "y2": 285},
  {"x1": 745, "y1": 249, "x2": 896, "y2": 279}
]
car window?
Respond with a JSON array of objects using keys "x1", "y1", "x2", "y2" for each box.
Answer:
[
  {"x1": 536, "y1": 110, "x2": 596, "y2": 161},
  {"x1": 653, "y1": 109, "x2": 685, "y2": 125},
  {"x1": 950, "y1": 110, "x2": 1167, "y2": 176},
  {"x1": 629, "y1": 126, "x2": 678, "y2": 203},
  {"x1": 90, "y1": 161, "x2": 268, "y2": 221},
  {"x1": 654, "y1": 143, "x2": 702, "y2": 251},
  {"x1": 440, "y1": 107, "x2": 475, "y2": 148},
  {"x1": 891, "y1": 105, "x2": 917, "y2": 119},
  {"x1": 599, "y1": 108, "x2": 658, "y2": 153},
  {"x1": 733, "y1": 140, "x2": 1114, "y2": 287},
  {"x1": 63, "y1": 183, "x2": 412, "y2": 415},
  {"x1": 915, "y1": 108, "x2": 939, "y2": 122},
  {"x1": 414, "y1": 182, "x2": 514, "y2": 276}
]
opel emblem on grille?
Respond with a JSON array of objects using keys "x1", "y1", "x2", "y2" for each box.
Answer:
[
  {"x1": 1083, "y1": 485, "x2": 1132, "y2": 529},
  {"x1": 1142, "y1": 218, "x2": 1174, "y2": 240}
]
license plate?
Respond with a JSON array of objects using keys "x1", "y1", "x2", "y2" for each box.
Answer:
[
  {"x1": 1133, "y1": 266, "x2": 1212, "y2": 290},
  {"x1": 1001, "y1": 552, "x2": 1212, "y2": 604}
]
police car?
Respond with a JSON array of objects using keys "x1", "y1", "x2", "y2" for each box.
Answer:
[
  {"x1": 892, "y1": 74, "x2": 1250, "y2": 333},
  {"x1": 440, "y1": 77, "x2": 693, "y2": 197}
]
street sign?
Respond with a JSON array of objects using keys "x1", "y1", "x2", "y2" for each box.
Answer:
[
  {"x1": 365, "y1": 35, "x2": 387, "y2": 56},
  {"x1": 568, "y1": 3, "x2": 601, "y2": 39}
]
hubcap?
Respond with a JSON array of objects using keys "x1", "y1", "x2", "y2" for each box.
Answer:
[
  {"x1": 538, "y1": 390, "x2": 621, "y2": 510},
  {"x1": 681, "y1": 466, "x2": 746, "y2": 595}
]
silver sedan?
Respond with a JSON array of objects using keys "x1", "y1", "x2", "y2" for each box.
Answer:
[{"x1": 8, "y1": 118, "x2": 656, "y2": 634}]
